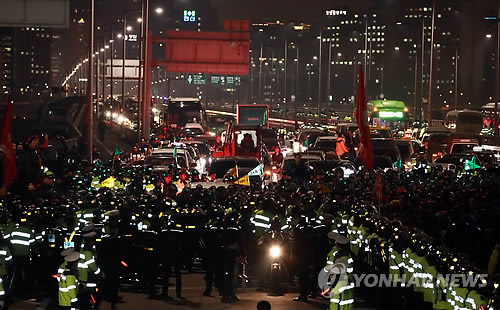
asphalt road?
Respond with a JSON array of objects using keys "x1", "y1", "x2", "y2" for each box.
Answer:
[{"x1": 8, "y1": 273, "x2": 380, "y2": 310}]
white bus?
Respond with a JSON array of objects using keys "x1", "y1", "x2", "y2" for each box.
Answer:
[{"x1": 444, "y1": 110, "x2": 483, "y2": 135}]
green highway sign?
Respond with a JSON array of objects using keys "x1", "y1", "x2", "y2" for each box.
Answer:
[
  {"x1": 210, "y1": 75, "x2": 241, "y2": 86},
  {"x1": 187, "y1": 74, "x2": 206, "y2": 85},
  {"x1": 211, "y1": 76, "x2": 221, "y2": 85}
]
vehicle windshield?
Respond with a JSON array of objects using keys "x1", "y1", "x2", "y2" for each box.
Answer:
[
  {"x1": 451, "y1": 143, "x2": 477, "y2": 154},
  {"x1": 314, "y1": 140, "x2": 337, "y2": 149},
  {"x1": 146, "y1": 156, "x2": 176, "y2": 167},
  {"x1": 188, "y1": 143, "x2": 211, "y2": 156},
  {"x1": 235, "y1": 130, "x2": 258, "y2": 154}
]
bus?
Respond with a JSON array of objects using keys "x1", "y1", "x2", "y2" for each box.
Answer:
[
  {"x1": 367, "y1": 100, "x2": 409, "y2": 129},
  {"x1": 163, "y1": 97, "x2": 206, "y2": 128},
  {"x1": 444, "y1": 110, "x2": 483, "y2": 135},
  {"x1": 481, "y1": 102, "x2": 498, "y2": 129}
]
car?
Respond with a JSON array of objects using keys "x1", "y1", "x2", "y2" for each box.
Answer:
[
  {"x1": 207, "y1": 156, "x2": 264, "y2": 186},
  {"x1": 183, "y1": 127, "x2": 205, "y2": 137},
  {"x1": 448, "y1": 138, "x2": 479, "y2": 154},
  {"x1": 306, "y1": 160, "x2": 356, "y2": 177},
  {"x1": 462, "y1": 150, "x2": 496, "y2": 165},
  {"x1": 194, "y1": 134, "x2": 218, "y2": 150},
  {"x1": 354, "y1": 155, "x2": 394, "y2": 170},
  {"x1": 370, "y1": 127, "x2": 392, "y2": 138},
  {"x1": 394, "y1": 139, "x2": 416, "y2": 164},
  {"x1": 146, "y1": 154, "x2": 187, "y2": 171},
  {"x1": 313, "y1": 136, "x2": 338, "y2": 151},
  {"x1": 148, "y1": 148, "x2": 197, "y2": 171},
  {"x1": 185, "y1": 122, "x2": 205, "y2": 132},
  {"x1": 303, "y1": 149, "x2": 327, "y2": 161},
  {"x1": 371, "y1": 138, "x2": 401, "y2": 162},
  {"x1": 280, "y1": 154, "x2": 321, "y2": 180},
  {"x1": 434, "y1": 153, "x2": 480, "y2": 169},
  {"x1": 422, "y1": 131, "x2": 452, "y2": 161},
  {"x1": 172, "y1": 143, "x2": 206, "y2": 173}
]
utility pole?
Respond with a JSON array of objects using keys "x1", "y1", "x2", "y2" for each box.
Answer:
[
  {"x1": 427, "y1": 0, "x2": 436, "y2": 125},
  {"x1": 454, "y1": 48, "x2": 458, "y2": 110},
  {"x1": 495, "y1": 0, "x2": 500, "y2": 139},
  {"x1": 318, "y1": 29, "x2": 322, "y2": 114},
  {"x1": 327, "y1": 41, "x2": 332, "y2": 104},
  {"x1": 284, "y1": 39, "x2": 288, "y2": 110},
  {"x1": 364, "y1": 16, "x2": 368, "y2": 86},
  {"x1": 102, "y1": 36, "x2": 106, "y2": 110},
  {"x1": 122, "y1": 15, "x2": 127, "y2": 113},
  {"x1": 96, "y1": 42, "x2": 99, "y2": 116},
  {"x1": 110, "y1": 24, "x2": 114, "y2": 111},
  {"x1": 259, "y1": 42, "x2": 263, "y2": 103},
  {"x1": 87, "y1": 0, "x2": 94, "y2": 161},
  {"x1": 137, "y1": 0, "x2": 144, "y2": 140},
  {"x1": 420, "y1": 18, "x2": 425, "y2": 121}
]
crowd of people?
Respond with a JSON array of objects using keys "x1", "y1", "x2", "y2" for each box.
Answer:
[{"x1": 0, "y1": 130, "x2": 500, "y2": 310}]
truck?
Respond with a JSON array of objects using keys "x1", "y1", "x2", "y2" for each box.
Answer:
[{"x1": 237, "y1": 104, "x2": 269, "y2": 128}]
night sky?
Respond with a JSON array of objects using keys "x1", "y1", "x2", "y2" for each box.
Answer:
[{"x1": 210, "y1": 0, "x2": 376, "y2": 23}]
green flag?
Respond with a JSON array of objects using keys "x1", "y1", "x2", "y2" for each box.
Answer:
[
  {"x1": 248, "y1": 164, "x2": 264, "y2": 176},
  {"x1": 113, "y1": 146, "x2": 123, "y2": 156},
  {"x1": 394, "y1": 159, "x2": 402, "y2": 169},
  {"x1": 464, "y1": 159, "x2": 480, "y2": 171}
]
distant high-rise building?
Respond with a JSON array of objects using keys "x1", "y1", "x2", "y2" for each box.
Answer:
[
  {"x1": 324, "y1": 9, "x2": 385, "y2": 105},
  {"x1": 0, "y1": 29, "x2": 13, "y2": 97}
]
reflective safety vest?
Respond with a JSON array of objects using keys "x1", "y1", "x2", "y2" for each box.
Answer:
[
  {"x1": 78, "y1": 249, "x2": 100, "y2": 284},
  {"x1": 58, "y1": 267, "x2": 79, "y2": 307},
  {"x1": 0, "y1": 245, "x2": 12, "y2": 278},
  {"x1": 348, "y1": 225, "x2": 362, "y2": 257},
  {"x1": 251, "y1": 210, "x2": 273, "y2": 238},
  {"x1": 433, "y1": 275, "x2": 452, "y2": 310},
  {"x1": 329, "y1": 253, "x2": 354, "y2": 310},
  {"x1": 422, "y1": 264, "x2": 437, "y2": 304},
  {"x1": 10, "y1": 225, "x2": 34, "y2": 257},
  {"x1": 388, "y1": 246, "x2": 404, "y2": 284},
  {"x1": 326, "y1": 246, "x2": 338, "y2": 266},
  {"x1": 465, "y1": 290, "x2": 488, "y2": 310}
]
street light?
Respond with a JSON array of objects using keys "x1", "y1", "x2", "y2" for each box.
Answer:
[
  {"x1": 137, "y1": 17, "x2": 143, "y2": 23},
  {"x1": 127, "y1": 26, "x2": 133, "y2": 31},
  {"x1": 117, "y1": 33, "x2": 123, "y2": 38},
  {"x1": 487, "y1": 34, "x2": 493, "y2": 39},
  {"x1": 395, "y1": 46, "x2": 400, "y2": 51},
  {"x1": 155, "y1": 7, "x2": 163, "y2": 14}
]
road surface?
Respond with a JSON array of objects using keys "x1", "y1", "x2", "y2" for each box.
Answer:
[{"x1": 7, "y1": 273, "x2": 376, "y2": 310}]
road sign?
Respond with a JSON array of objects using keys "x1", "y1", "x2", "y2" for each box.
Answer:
[
  {"x1": 183, "y1": 10, "x2": 196, "y2": 22},
  {"x1": 187, "y1": 74, "x2": 206, "y2": 85},
  {"x1": 226, "y1": 76, "x2": 241, "y2": 86},
  {"x1": 211, "y1": 75, "x2": 240, "y2": 86}
]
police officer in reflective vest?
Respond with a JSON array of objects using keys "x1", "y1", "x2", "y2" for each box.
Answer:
[
  {"x1": 79, "y1": 230, "x2": 100, "y2": 309},
  {"x1": 0, "y1": 231, "x2": 12, "y2": 307},
  {"x1": 329, "y1": 233, "x2": 354, "y2": 310},
  {"x1": 58, "y1": 252, "x2": 80, "y2": 310}
]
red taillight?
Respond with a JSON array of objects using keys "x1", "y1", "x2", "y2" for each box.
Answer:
[
  {"x1": 210, "y1": 174, "x2": 216, "y2": 182},
  {"x1": 121, "y1": 261, "x2": 128, "y2": 267}
]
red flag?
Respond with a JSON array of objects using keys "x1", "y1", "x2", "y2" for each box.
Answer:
[
  {"x1": 0, "y1": 96, "x2": 17, "y2": 188},
  {"x1": 355, "y1": 66, "x2": 374, "y2": 169}
]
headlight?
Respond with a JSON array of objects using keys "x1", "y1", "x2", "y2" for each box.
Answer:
[{"x1": 270, "y1": 246, "x2": 281, "y2": 258}]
